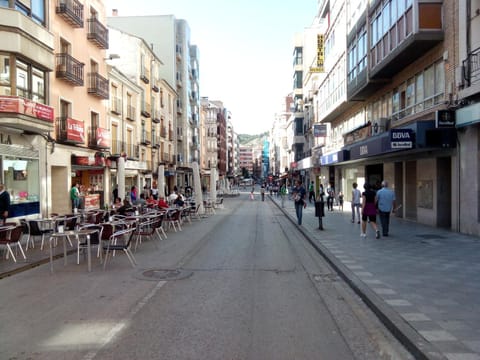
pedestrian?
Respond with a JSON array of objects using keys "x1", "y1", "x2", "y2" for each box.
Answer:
[
  {"x1": 292, "y1": 179, "x2": 306, "y2": 225},
  {"x1": 0, "y1": 183, "x2": 10, "y2": 226},
  {"x1": 151, "y1": 183, "x2": 159, "y2": 200},
  {"x1": 280, "y1": 182, "x2": 287, "y2": 207},
  {"x1": 260, "y1": 184, "x2": 266, "y2": 201},
  {"x1": 338, "y1": 191, "x2": 344, "y2": 211},
  {"x1": 130, "y1": 185, "x2": 137, "y2": 204},
  {"x1": 361, "y1": 183, "x2": 380, "y2": 239},
  {"x1": 308, "y1": 181, "x2": 315, "y2": 203},
  {"x1": 351, "y1": 182, "x2": 361, "y2": 224},
  {"x1": 326, "y1": 183, "x2": 335, "y2": 211},
  {"x1": 70, "y1": 183, "x2": 80, "y2": 212},
  {"x1": 376, "y1": 180, "x2": 396, "y2": 237},
  {"x1": 112, "y1": 184, "x2": 118, "y2": 201}
]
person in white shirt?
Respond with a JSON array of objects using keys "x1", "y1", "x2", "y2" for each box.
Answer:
[{"x1": 351, "y1": 182, "x2": 361, "y2": 224}]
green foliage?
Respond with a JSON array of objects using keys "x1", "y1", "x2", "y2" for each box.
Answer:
[{"x1": 238, "y1": 132, "x2": 268, "y2": 145}]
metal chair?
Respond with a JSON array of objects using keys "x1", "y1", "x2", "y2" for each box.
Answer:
[
  {"x1": 0, "y1": 225, "x2": 27, "y2": 263},
  {"x1": 102, "y1": 228, "x2": 137, "y2": 269},
  {"x1": 76, "y1": 224, "x2": 103, "y2": 265}
]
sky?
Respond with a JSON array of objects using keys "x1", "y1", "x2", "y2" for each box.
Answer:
[{"x1": 105, "y1": 0, "x2": 317, "y2": 135}]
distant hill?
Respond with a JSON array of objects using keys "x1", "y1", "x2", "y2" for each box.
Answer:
[{"x1": 238, "y1": 132, "x2": 268, "y2": 146}]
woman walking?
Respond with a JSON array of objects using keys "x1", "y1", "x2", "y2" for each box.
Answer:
[{"x1": 360, "y1": 183, "x2": 380, "y2": 239}]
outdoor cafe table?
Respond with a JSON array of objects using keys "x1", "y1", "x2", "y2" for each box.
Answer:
[{"x1": 48, "y1": 228, "x2": 99, "y2": 273}]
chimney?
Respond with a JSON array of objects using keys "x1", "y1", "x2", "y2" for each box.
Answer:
[{"x1": 112, "y1": 9, "x2": 118, "y2": 16}]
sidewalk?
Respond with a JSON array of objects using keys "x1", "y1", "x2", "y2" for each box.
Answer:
[{"x1": 273, "y1": 195, "x2": 480, "y2": 360}]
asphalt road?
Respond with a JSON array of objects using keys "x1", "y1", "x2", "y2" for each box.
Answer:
[{"x1": 0, "y1": 194, "x2": 413, "y2": 360}]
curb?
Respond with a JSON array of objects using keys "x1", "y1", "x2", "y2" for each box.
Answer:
[{"x1": 270, "y1": 195, "x2": 447, "y2": 360}]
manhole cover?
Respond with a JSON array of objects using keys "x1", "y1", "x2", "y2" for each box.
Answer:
[{"x1": 141, "y1": 269, "x2": 193, "y2": 281}]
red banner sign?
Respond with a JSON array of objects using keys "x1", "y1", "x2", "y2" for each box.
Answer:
[
  {"x1": 0, "y1": 95, "x2": 54, "y2": 122},
  {"x1": 67, "y1": 118, "x2": 85, "y2": 143},
  {"x1": 96, "y1": 127, "x2": 110, "y2": 148}
]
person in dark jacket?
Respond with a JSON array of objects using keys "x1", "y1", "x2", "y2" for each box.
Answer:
[{"x1": 0, "y1": 183, "x2": 11, "y2": 225}]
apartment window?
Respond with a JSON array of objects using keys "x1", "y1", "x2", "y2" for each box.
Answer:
[
  {"x1": 434, "y1": 60, "x2": 445, "y2": 103},
  {"x1": 3, "y1": 0, "x2": 46, "y2": 26},
  {"x1": 111, "y1": 122, "x2": 119, "y2": 153},
  {"x1": 0, "y1": 55, "x2": 10, "y2": 96},
  {"x1": 60, "y1": 99, "x2": 71, "y2": 118},
  {"x1": 15, "y1": 59, "x2": 46, "y2": 103},
  {"x1": 391, "y1": 60, "x2": 445, "y2": 120},
  {"x1": 293, "y1": 47, "x2": 303, "y2": 66},
  {"x1": 415, "y1": 73, "x2": 424, "y2": 112},
  {"x1": 91, "y1": 111, "x2": 99, "y2": 129}
]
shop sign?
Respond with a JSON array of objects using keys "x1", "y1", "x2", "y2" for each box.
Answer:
[
  {"x1": 67, "y1": 118, "x2": 85, "y2": 142},
  {"x1": 0, "y1": 95, "x2": 54, "y2": 122},
  {"x1": 435, "y1": 110, "x2": 456, "y2": 127},
  {"x1": 313, "y1": 124, "x2": 327, "y2": 137},
  {"x1": 390, "y1": 129, "x2": 413, "y2": 149},
  {"x1": 84, "y1": 194, "x2": 100, "y2": 211},
  {"x1": 96, "y1": 127, "x2": 110, "y2": 148}
]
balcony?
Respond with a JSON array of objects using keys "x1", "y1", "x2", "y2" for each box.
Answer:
[
  {"x1": 87, "y1": 17, "x2": 109, "y2": 49},
  {"x1": 56, "y1": 53, "x2": 84, "y2": 86},
  {"x1": 151, "y1": 109, "x2": 161, "y2": 123},
  {"x1": 87, "y1": 72, "x2": 109, "y2": 99},
  {"x1": 140, "y1": 66, "x2": 150, "y2": 84},
  {"x1": 141, "y1": 102, "x2": 151, "y2": 118},
  {"x1": 110, "y1": 97, "x2": 121, "y2": 115},
  {"x1": 463, "y1": 47, "x2": 480, "y2": 88},
  {"x1": 87, "y1": 126, "x2": 110, "y2": 150},
  {"x1": 369, "y1": 2, "x2": 444, "y2": 79},
  {"x1": 151, "y1": 135, "x2": 160, "y2": 148},
  {"x1": 56, "y1": 116, "x2": 84, "y2": 144},
  {"x1": 141, "y1": 130, "x2": 151, "y2": 145},
  {"x1": 160, "y1": 126, "x2": 167, "y2": 138},
  {"x1": 126, "y1": 105, "x2": 136, "y2": 121},
  {"x1": 152, "y1": 81, "x2": 159, "y2": 93},
  {"x1": 56, "y1": 0, "x2": 83, "y2": 28}
]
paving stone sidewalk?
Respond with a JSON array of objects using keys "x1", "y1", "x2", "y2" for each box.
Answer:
[{"x1": 272, "y1": 195, "x2": 480, "y2": 360}]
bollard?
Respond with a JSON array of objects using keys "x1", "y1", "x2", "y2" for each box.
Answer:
[{"x1": 314, "y1": 200, "x2": 325, "y2": 230}]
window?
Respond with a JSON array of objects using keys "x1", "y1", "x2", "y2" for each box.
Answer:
[
  {"x1": 434, "y1": 60, "x2": 444, "y2": 103},
  {"x1": 60, "y1": 100, "x2": 71, "y2": 119},
  {"x1": 14, "y1": 59, "x2": 46, "y2": 103},
  {"x1": 415, "y1": 73, "x2": 424, "y2": 112},
  {"x1": 111, "y1": 123, "x2": 119, "y2": 153},
  {"x1": 91, "y1": 111, "x2": 99, "y2": 129},
  {"x1": 1, "y1": 156, "x2": 40, "y2": 206},
  {"x1": 3, "y1": 0, "x2": 46, "y2": 26},
  {"x1": 0, "y1": 55, "x2": 10, "y2": 95}
]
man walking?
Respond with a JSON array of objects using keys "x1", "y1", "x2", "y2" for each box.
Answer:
[
  {"x1": 376, "y1": 180, "x2": 396, "y2": 237},
  {"x1": 351, "y1": 182, "x2": 361, "y2": 224},
  {"x1": 292, "y1": 180, "x2": 306, "y2": 225},
  {"x1": 0, "y1": 183, "x2": 10, "y2": 225},
  {"x1": 308, "y1": 181, "x2": 315, "y2": 203}
]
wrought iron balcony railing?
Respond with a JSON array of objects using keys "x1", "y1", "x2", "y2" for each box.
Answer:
[
  {"x1": 55, "y1": 53, "x2": 84, "y2": 86},
  {"x1": 87, "y1": 72, "x2": 109, "y2": 99},
  {"x1": 56, "y1": 0, "x2": 83, "y2": 28},
  {"x1": 126, "y1": 105, "x2": 136, "y2": 121},
  {"x1": 87, "y1": 17, "x2": 108, "y2": 49},
  {"x1": 463, "y1": 46, "x2": 480, "y2": 87}
]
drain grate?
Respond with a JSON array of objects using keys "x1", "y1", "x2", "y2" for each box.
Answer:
[
  {"x1": 312, "y1": 273, "x2": 339, "y2": 282},
  {"x1": 141, "y1": 269, "x2": 193, "y2": 281}
]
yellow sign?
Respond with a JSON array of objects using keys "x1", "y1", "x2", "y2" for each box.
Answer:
[{"x1": 316, "y1": 34, "x2": 325, "y2": 72}]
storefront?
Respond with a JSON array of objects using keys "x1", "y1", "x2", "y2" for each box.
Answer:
[{"x1": 0, "y1": 142, "x2": 40, "y2": 218}]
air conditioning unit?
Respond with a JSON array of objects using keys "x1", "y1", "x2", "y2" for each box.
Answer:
[{"x1": 372, "y1": 117, "x2": 389, "y2": 135}]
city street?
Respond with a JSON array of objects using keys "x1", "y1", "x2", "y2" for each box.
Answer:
[{"x1": 0, "y1": 194, "x2": 411, "y2": 360}]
